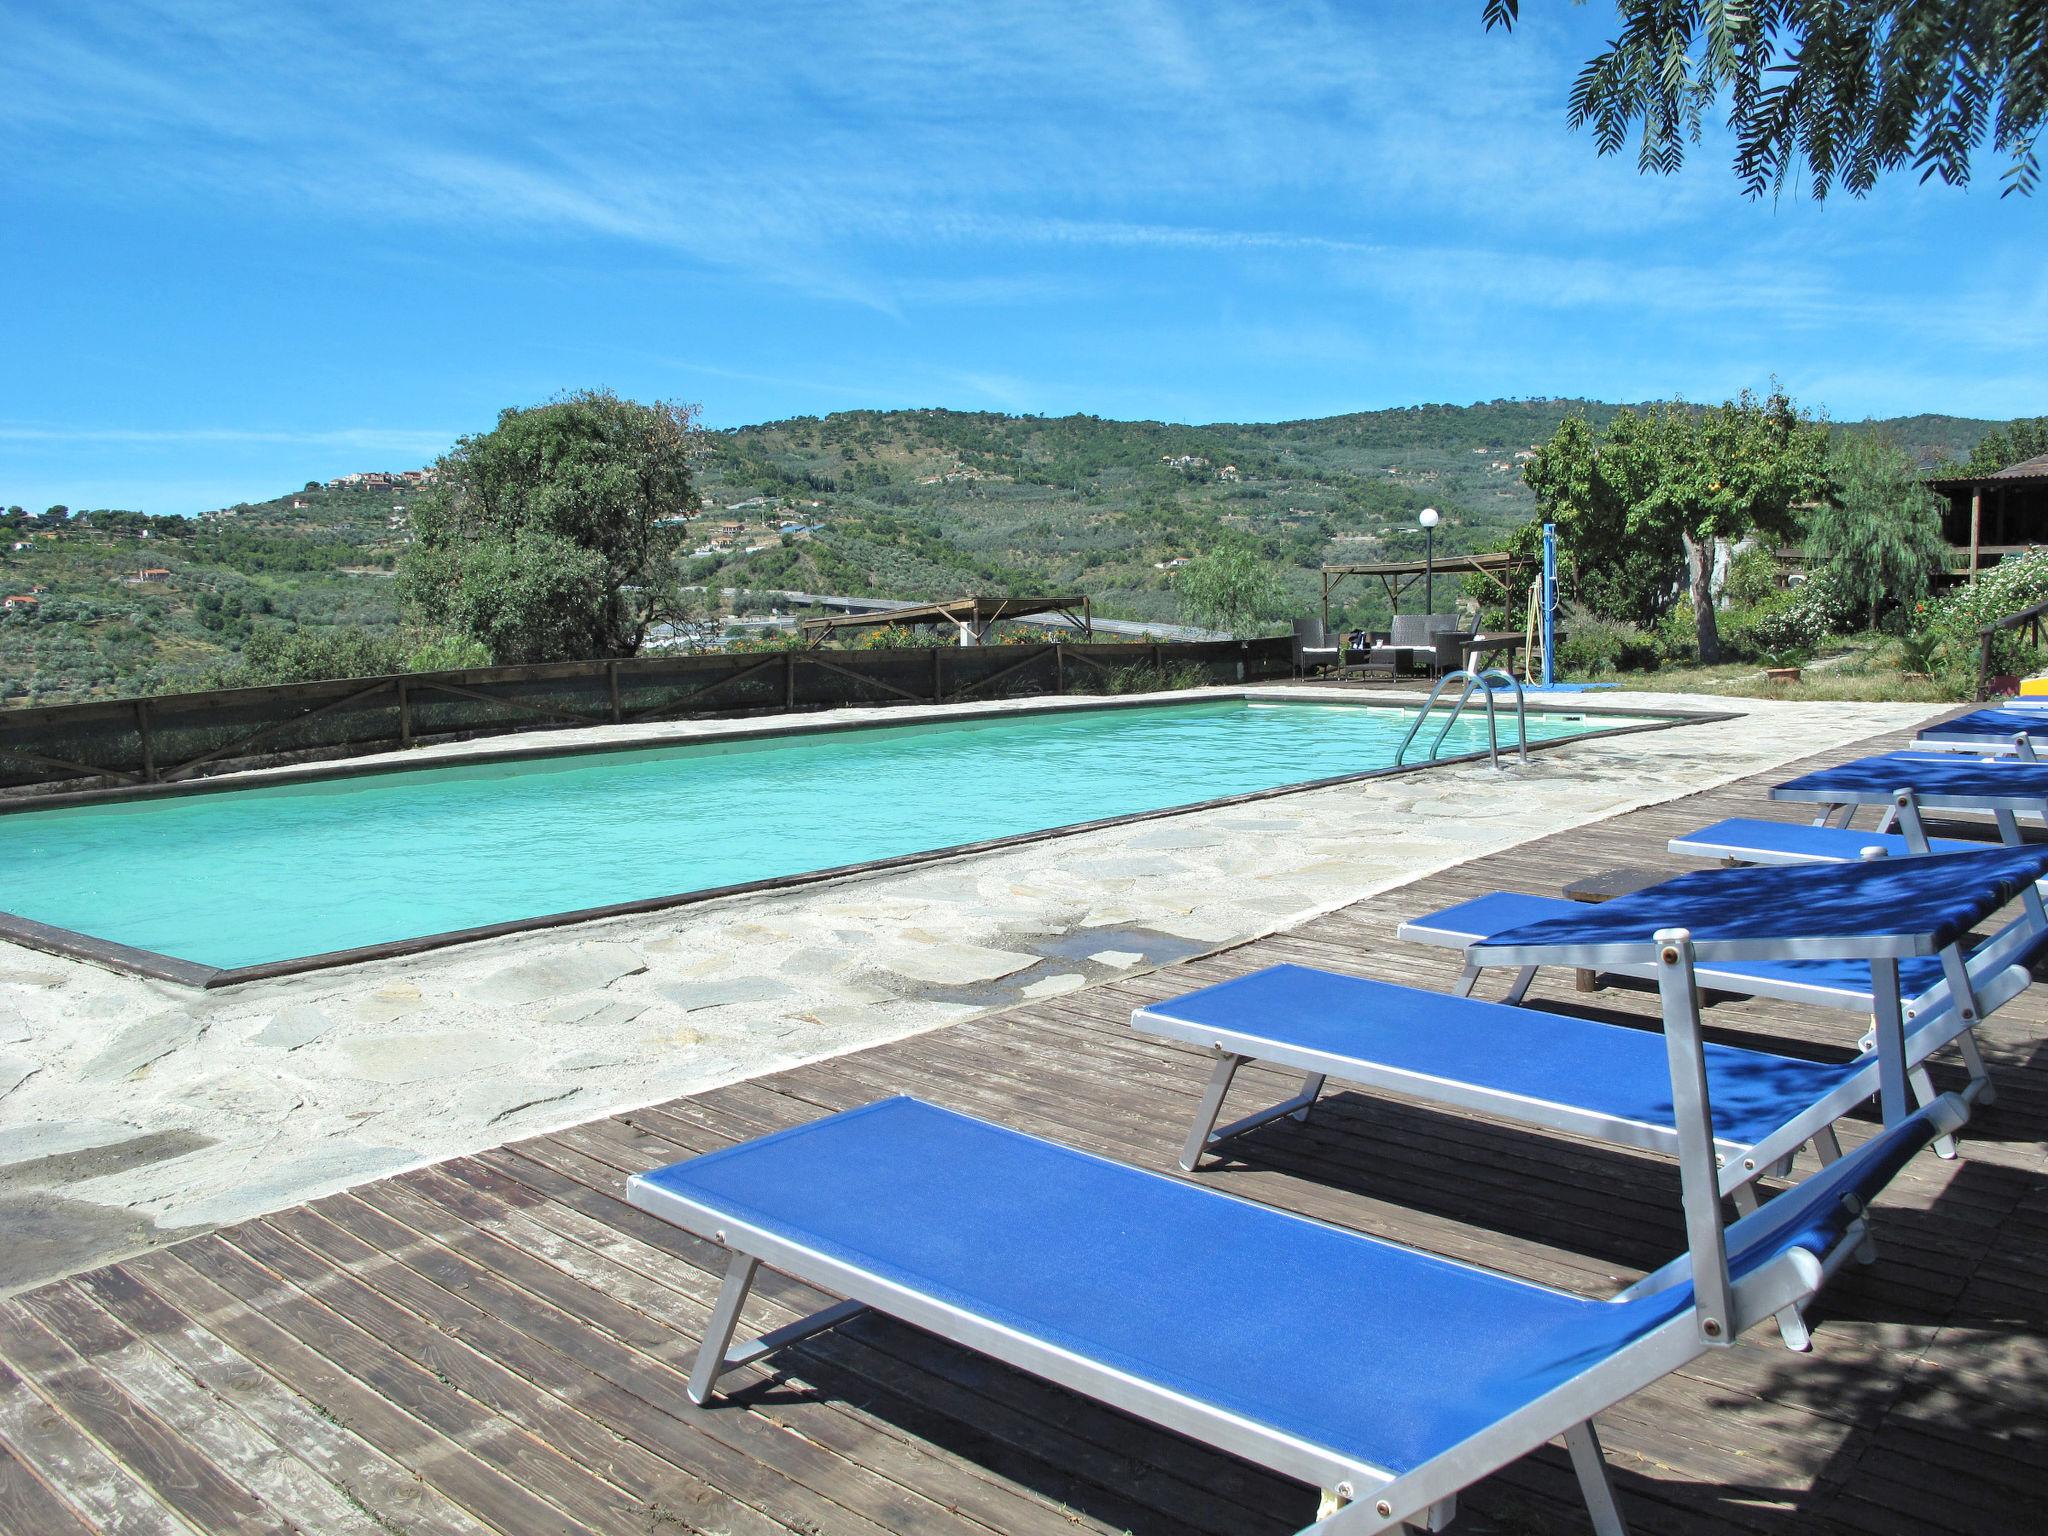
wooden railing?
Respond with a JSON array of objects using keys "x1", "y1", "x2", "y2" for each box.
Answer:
[
  {"x1": 1975, "y1": 596, "x2": 2048, "y2": 700},
  {"x1": 0, "y1": 637, "x2": 1295, "y2": 795}
]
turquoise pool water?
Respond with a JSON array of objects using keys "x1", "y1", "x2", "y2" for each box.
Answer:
[{"x1": 0, "y1": 699, "x2": 1656, "y2": 971}]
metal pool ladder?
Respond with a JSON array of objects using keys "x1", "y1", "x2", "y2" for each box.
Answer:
[{"x1": 1393, "y1": 668, "x2": 1529, "y2": 769}]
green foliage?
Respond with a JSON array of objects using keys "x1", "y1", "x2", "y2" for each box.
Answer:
[
  {"x1": 402, "y1": 390, "x2": 698, "y2": 663},
  {"x1": 1961, "y1": 416, "x2": 2048, "y2": 473},
  {"x1": 1524, "y1": 391, "x2": 1829, "y2": 661},
  {"x1": 1804, "y1": 431, "x2": 1947, "y2": 629},
  {"x1": 1484, "y1": 2, "x2": 2048, "y2": 198},
  {"x1": 1721, "y1": 546, "x2": 1782, "y2": 608},
  {"x1": 1919, "y1": 549, "x2": 2048, "y2": 689},
  {"x1": 207, "y1": 624, "x2": 492, "y2": 687},
  {"x1": 1173, "y1": 539, "x2": 1284, "y2": 638},
  {"x1": 1556, "y1": 611, "x2": 1660, "y2": 677}
]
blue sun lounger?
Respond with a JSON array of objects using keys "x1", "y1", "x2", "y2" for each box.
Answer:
[
  {"x1": 1666, "y1": 814, "x2": 1980, "y2": 865},
  {"x1": 1771, "y1": 751, "x2": 2048, "y2": 844},
  {"x1": 631, "y1": 1077, "x2": 1965, "y2": 1534},
  {"x1": 1398, "y1": 849, "x2": 2048, "y2": 1128},
  {"x1": 1914, "y1": 706, "x2": 2048, "y2": 756},
  {"x1": 1133, "y1": 962, "x2": 2001, "y2": 1215}
]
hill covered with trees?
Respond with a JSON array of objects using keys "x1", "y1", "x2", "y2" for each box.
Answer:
[{"x1": 0, "y1": 399, "x2": 2011, "y2": 704}]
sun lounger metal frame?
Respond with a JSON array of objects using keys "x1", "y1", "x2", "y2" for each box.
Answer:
[{"x1": 629, "y1": 934, "x2": 1966, "y2": 1534}]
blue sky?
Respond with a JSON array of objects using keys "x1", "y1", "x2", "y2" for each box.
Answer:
[{"x1": 5, "y1": 1, "x2": 2044, "y2": 516}]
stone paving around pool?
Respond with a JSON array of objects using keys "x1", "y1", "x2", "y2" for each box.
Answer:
[{"x1": 0, "y1": 686, "x2": 1944, "y2": 1292}]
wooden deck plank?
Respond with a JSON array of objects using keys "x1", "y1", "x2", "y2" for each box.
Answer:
[
  {"x1": 6, "y1": 707, "x2": 2048, "y2": 1534},
  {"x1": 0, "y1": 1432, "x2": 96, "y2": 1536}
]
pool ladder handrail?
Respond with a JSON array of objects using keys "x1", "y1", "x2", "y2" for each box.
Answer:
[{"x1": 1393, "y1": 668, "x2": 1529, "y2": 769}]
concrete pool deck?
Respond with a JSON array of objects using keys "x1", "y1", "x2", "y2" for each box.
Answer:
[{"x1": 0, "y1": 684, "x2": 1947, "y2": 1292}]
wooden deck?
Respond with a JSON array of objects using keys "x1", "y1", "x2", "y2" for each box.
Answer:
[{"x1": 4, "y1": 718, "x2": 2045, "y2": 1535}]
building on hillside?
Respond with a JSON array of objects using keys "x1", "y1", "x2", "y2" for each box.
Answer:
[
  {"x1": 3, "y1": 594, "x2": 38, "y2": 611},
  {"x1": 1927, "y1": 453, "x2": 2048, "y2": 574},
  {"x1": 128, "y1": 568, "x2": 171, "y2": 584}
]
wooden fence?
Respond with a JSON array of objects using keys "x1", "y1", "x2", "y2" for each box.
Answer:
[{"x1": 0, "y1": 637, "x2": 1295, "y2": 794}]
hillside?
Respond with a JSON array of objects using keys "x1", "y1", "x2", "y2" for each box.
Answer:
[
  {"x1": 1, "y1": 487, "x2": 407, "y2": 703},
  {"x1": 686, "y1": 400, "x2": 1997, "y2": 628},
  {"x1": 0, "y1": 400, "x2": 2007, "y2": 705}
]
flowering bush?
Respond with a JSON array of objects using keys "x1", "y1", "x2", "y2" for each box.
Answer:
[{"x1": 1917, "y1": 548, "x2": 2048, "y2": 689}]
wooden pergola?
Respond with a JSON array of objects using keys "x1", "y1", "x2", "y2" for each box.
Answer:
[
  {"x1": 1319, "y1": 552, "x2": 1525, "y2": 631},
  {"x1": 799, "y1": 594, "x2": 1092, "y2": 648},
  {"x1": 1927, "y1": 453, "x2": 2048, "y2": 577}
]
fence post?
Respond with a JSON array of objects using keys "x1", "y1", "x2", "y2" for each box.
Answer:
[
  {"x1": 784, "y1": 651, "x2": 796, "y2": 709},
  {"x1": 135, "y1": 698, "x2": 156, "y2": 783},
  {"x1": 1151, "y1": 642, "x2": 1162, "y2": 680},
  {"x1": 933, "y1": 647, "x2": 944, "y2": 703},
  {"x1": 1055, "y1": 643, "x2": 1065, "y2": 694},
  {"x1": 398, "y1": 679, "x2": 412, "y2": 748},
  {"x1": 607, "y1": 661, "x2": 622, "y2": 723}
]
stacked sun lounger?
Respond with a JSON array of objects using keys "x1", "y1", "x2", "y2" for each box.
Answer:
[{"x1": 621, "y1": 745, "x2": 2048, "y2": 1534}]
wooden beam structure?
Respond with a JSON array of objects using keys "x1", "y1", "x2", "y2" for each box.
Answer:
[
  {"x1": 799, "y1": 595, "x2": 1092, "y2": 648},
  {"x1": 1320, "y1": 552, "x2": 1523, "y2": 631}
]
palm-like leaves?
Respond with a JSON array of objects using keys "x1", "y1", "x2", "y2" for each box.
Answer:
[{"x1": 1486, "y1": 1, "x2": 2046, "y2": 199}]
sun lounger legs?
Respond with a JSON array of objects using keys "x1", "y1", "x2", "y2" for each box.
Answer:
[{"x1": 1181, "y1": 1052, "x2": 1324, "y2": 1170}]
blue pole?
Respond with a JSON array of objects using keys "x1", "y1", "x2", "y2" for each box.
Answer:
[{"x1": 1541, "y1": 522, "x2": 1557, "y2": 686}]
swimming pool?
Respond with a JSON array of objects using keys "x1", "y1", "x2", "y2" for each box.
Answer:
[{"x1": 0, "y1": 696, "x2": 1674, "y2": 979}]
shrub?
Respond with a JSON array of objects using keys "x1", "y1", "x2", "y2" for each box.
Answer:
[
  {"x1": 1738, "y1": 591, "x2": 1826, "y2": 661},
  {"x1": 1918, "y1": 548, "x2": 2048, "y2": 689},
  {"x1": 1721, "y1": 545, "x2": 1781, "y2": 608},
  {"x1": 1556, "y1": 613, "x2": 1659, "y2": 676}
]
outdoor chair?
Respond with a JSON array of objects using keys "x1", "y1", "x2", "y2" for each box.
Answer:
[
  {"x1": 1293, "y1": 617, "x2": 1343, "y2": 676},
  {"x1": 1375, "y1": 612, "x2": 1464, "y2": 677},
  {"x1": 631, "y1": 1048, "x2": 1966, "y2": 1533}
]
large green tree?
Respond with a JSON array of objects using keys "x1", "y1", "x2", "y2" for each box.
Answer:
[
  {"x1": 1485, "y1": 2, "x2": 2048, "y2": 199},
  {"x1": 401, "y1": 390, "x2": 699, "y2": 663},
  {"x1": 1963, "y1": 416, "x2": 2048, "y2": 473},
  {"x1": 1524, "y1": 390, "x2": 1829, "y2": 661},
  {"x1": 1806, "y1": 430, "x2": 1948, "y2": 628}
]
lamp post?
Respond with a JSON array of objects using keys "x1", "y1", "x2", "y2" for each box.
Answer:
[{"x1": 1419, "y1": 507, "x2": 1440, "y2": 613}]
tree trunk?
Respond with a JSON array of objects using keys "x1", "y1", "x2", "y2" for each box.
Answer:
[{"x1": 1685, "y1": 531, "x2": 1720, "y2": 663}]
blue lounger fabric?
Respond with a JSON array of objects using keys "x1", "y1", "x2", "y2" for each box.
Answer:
[
  {"x1": 1775, "y1": 753, "x2": 2048, "y2": 802},
  {"x1": 1674, "y1": 816, "x2": 1981, "y2": 861},
  {"x1": 1410, "y1": 891, "x2": 1950, "y2": 998},
  {"x1": 1919, "y1": 709, "x2": 2048, "y2": 739},
  {"x1": 1467, "y1": 846, "x2": 2048, "y2": 962},
  {"x1": 1141, "y1": 965, "x2": 1862, "y2": 1148},
  {"x1": 634, "y1": 1096, "x2": 1931, "y2": 1477}
]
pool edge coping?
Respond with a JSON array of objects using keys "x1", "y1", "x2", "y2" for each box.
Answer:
[{"x1": 0, "y1": 690, "x2": 1729, "y2": 988}]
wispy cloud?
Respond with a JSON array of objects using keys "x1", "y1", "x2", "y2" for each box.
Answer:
[{"x1": 0, "y1": 0, "x2": 2039, "y2": 519}]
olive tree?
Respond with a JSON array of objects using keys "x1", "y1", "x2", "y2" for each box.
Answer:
[
  {"x1": 401, "y1": 390, "x2": 699, "y2": 663},
  {"x1": 1175, "y1": 538, "x2": 1283, "y2": 638}
]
